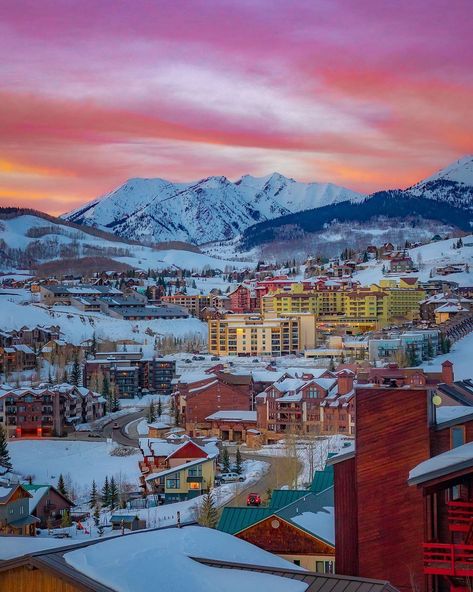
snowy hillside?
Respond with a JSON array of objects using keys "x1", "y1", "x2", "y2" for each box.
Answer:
[
  {"x1": 408, "y1": 155, "x2": 473, "y2": 210},
  {"x1": 353, "y1": 234, "x2": 473, "y2": 286},
  {"x1": 0, "y1": 213, "x2": 248, "y2": 272},
  {"x1": 0, "y1": 289, "x2": 207, "y2": 345},
  {"x1": 63, "y1": 173, "x2": 364, "y2": 244}
]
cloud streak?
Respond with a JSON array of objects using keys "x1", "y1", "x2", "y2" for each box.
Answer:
[{"x1": 0, "y1": 0, "x2": 471, "y2": 214}]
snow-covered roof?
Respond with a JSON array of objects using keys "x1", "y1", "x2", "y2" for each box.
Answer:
[
  {"x1": 435, "y1": 406, "x2": 473, "y2": 426},
  {"x1": 178, "y1": 372, "x2": 216, "y2": 385},
  {"x1": 63, "y1": 526, "x2": 307, "y2": 592},
  {"x1": 145, "y1": 457, "x2": 212, "y2": 482},
  {"x1": 291, "y1": 507, "x2": 335, "y2": 546},
  {"x1": 205, "y1": 410, "x2": 257, "y2": 422},
  {"x1": 409, "y1": 441, "x2": 473, "y2": 485}
]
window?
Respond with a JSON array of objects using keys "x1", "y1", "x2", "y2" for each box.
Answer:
[
  {"x1": 166, "y1": 476, "x2": 180, "y2": 489},
  {"x1": 316, "y1": 560, "x2": 334, "y2": 574},
  {"x1": 293, "y1": 560, "x2": 301, "y2": 566},
  {"x1": 451, "y1": 426, "x2": 465, "y2": 449}
]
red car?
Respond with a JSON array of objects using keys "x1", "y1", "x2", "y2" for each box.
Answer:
[{"x1": 246, "y1": 493, "x2": 262, "y2": 507}]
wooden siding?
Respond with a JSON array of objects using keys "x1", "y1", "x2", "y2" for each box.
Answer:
[
  {"x1": 237, "y1": 515, "x2": 334, "y2": 556},
  {"x1": 334, "y1": 456, "x2": 358, "y2": 575},
  {"x1": 355, "y1": 387, "x2": 431, "y2": 592},
  {"x1": 0, "y1": 566, "x2": 81, "y2": 592}
]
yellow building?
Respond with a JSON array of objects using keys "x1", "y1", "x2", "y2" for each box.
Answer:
[
  {"x1": 257, "y1": 280, "x2": 424, "y2": 333},
  {"x1": 208, "y1": 313, "x2": 316, "y2": 356}
]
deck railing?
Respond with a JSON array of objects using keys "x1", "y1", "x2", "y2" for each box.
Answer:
[{"x1": 423, "y1": 543, "x2": 473, "y2": 576}]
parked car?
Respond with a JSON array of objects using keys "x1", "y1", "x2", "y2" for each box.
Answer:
[
  {"x1": 220, "y1": 472, "x2": 245, "y2": 483},
  {"x1": 246, "y1": 493, "x2": 262, "y2": 507},
  {"x1": 87, "y1": 432, "x2": 101, "y2": 438},
  {"x1": 112, "y1": 422, "x2": 120, "y2": 429},
  {"x1": 210, "y1": 356, "x2": 220, "y2": 361}
]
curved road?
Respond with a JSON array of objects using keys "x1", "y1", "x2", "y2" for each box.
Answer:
[{"x1": 102, "y1": 411, "x2": 145, "y2": 447}]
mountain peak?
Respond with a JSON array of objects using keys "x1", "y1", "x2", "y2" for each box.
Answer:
[{"x1": 419, "y1": 155, "x2": 473, "y2": 186}]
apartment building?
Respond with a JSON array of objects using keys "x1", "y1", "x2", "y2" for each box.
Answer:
[{"x1": 208, "y1": 313, "x2": 316, "y2": 356}]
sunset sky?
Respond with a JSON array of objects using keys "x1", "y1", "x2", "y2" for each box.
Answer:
[{"x1": 1, "y1": 0, "x2": 472, "y2": 215}]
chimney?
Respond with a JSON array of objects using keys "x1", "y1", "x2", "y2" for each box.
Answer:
[
  {"x1": 441, "y1": 360, "x2": 454, "y2": 384},
  {"x1": 338, "y1": 370, "x2": 354, "y2": 395}
]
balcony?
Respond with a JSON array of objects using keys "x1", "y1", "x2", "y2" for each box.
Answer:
[
  {"x1": 423, "y1": 543, "x2": 473, "y2": 576},
  {"x1": 447, "y1": 501, "x2": 473, "y2": 533}
]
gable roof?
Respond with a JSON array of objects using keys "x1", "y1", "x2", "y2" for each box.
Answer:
[
  {"x1": 218, "y1": 488, "x2": 335, "y2": 546},
  {"x1": 0, "y1": 484, "x2": 31, "y2": 504},
  {"x1": 269, "y1": 489, "x2": 308, "y2": 509}
]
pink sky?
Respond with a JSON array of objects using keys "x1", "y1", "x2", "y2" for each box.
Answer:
[{"x1": 1, "y1": 0, "x2": 472, "y2": 214}]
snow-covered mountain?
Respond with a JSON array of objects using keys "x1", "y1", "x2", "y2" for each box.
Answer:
[
  {"x1": 408, "y1": 155, "x2": 473, "y2": 209},
  {"x1": 64, "y1": 173, "x2": 364, "y2": 244}
]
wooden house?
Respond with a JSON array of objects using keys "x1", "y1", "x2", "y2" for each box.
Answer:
[
  {"x1": 218, "y1": 487, "x2": 335, "y2": 572},
  {"x1": 0, "y1": 485, "x2": 38, "y2": 536},
  {"x1": 24, "y1": 484, "x2": 75, "y2": 529},
  {"x1": 329, "y1": 381, "x2": 473, "y2": 592}
]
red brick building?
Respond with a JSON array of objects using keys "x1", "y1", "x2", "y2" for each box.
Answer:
[{"x1": 174, "y1": 371, "x2": 253, "y2": 436}]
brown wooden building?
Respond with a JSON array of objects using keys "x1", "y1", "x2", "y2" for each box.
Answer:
[{"x1": 330, "y1": 382, "x2": 473, "y2": 592}]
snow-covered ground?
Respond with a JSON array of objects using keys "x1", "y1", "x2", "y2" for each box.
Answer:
[
  {"x1": 8, "y1": 440, "x2": 141, "y2": 499},
  {"x1": 422, "y1": 331, "x2": 473, "y2": 380},
  {"x1": 0, "y1": 289, "x2": 207, "y2": 345},
  {"x1": 354, "y1": 234, "x2": 473, "y2": 286}
]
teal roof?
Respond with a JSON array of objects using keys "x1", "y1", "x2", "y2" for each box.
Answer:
[
  {"x1": 23, "y1": 484, "x2": 51, "y2": 492},
  {"x1": 110, "y1": 515, "x2": 139, "y2": 522},
  {"x1": 217, "y1": 506, "x2": 274, "y2": 535},
  {"x1": 217, "y1": 487, "x2": 335, "y2": 546},
  {"x1": 310, "y1": 463, "x2": 334, "y2": 494},
  {"x1": 269, "y1": 489, "x2": 308, "y2": 509}
]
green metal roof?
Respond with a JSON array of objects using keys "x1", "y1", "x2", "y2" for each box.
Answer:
[
  {"x1": 310, "y1": 463, "x2": 334, "y2": 494},
  {"x1": 23, "y1": 484, "x2": 51, "y2": 492},
  {"x1": 269, "y1": 489, "x2": 308, "y2": 509},
  {"x1": 217, "y1": 506, "x2": 274, "y2": 535}
]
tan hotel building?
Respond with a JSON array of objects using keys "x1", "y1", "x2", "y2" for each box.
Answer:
[{"x1": 208, "y1": 313, "x2": 316, "y2": 356}]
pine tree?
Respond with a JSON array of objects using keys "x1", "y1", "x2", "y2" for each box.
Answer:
[
  {"x1": 222, "y1": 447, "x2": 230, "y2": 472},
  {"x1": 157, "y1": 398, "x2": 162, "y2": 418},
  {"x1": 101, "y1": 476, "x2": 110, "y2": 506},
  {"x1": 109, "y1": 476, "x2": 119, "y2": 509},
  {"x1": 147, "y1": 401, "x2": 156, "y2": 424},
  {"x1": 102, "y1": 375, "x2": 110, "y2": 411},
  {"x1": 426, "y1": 338, "x2": 434, "y2": 360},
  {"x1": 71, "y1": 354, "x2": 81, "y2": 386},
  {"x1": 0, "y1": 425, "x2": 12, "y2": 474},
  {"x1": 93, "y1": 503, "x2": 101, "y2": 527},
  {"x1": 197, "y1": 492, "x2": 218, "y2": 528},
  {"x1": 91, "y1": 332, "x2": 97, "y2": 356},
  {"x1": 235, "y1": 447, "x2": 243, "y2": 475},
  {"x1": 328, "y1": 357, "x2": 335, "y2": 372},
  {"x1": 111, "y1": 389, "x2": 120, "y2": 413},
  {"x1": 57, "y1": 474, "x2": 67, "y2": 496},
  {"x1": 89, "y1": 480, "x2": 98, "y2": 508},
  {"x1": 174, "y1": 402, "x2": 180, "y2": 426},
  {"x1": 62, "y1": 368, "x2": 69, "y2": 383}
]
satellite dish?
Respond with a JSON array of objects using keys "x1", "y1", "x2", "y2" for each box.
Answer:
[{"x1": 432, "y1": 394, "x2": 442, "y2": 407}]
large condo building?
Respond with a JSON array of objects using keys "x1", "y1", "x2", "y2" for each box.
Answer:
[{"x1": 208, "y1": 313, "x2": 316, "y2": 356}]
